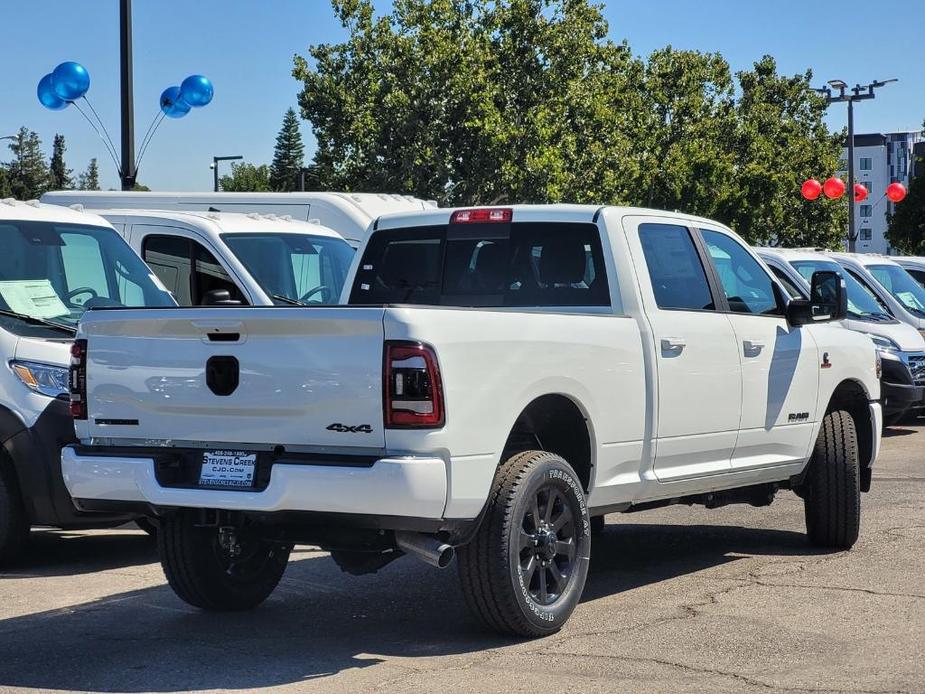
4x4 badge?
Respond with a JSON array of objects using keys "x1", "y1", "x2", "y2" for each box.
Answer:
[{"x1": 327, "y1": 423, "x2": 374, "y2": 434}]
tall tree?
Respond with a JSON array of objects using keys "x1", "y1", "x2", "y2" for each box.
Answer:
[
  {"x1": 49, "y1": 134, "x2": 74, "y2": 190},
  {"x1": 294, "y1": 1, "x2": 845, "y2": 247},
  {"x1": 220, "y1": 161, "x2": 272, "y2": 192},
  {"x1": 77, "y1": 158, "x2": 101, "y2": 191},
  {"x1": 886, "y1": 121, "x2": 925, "y2": 253},
  {"x1": 0, "y1": 167, "x2": 11, "y2": 198},
  {"x1": 294, "y1": 0, "x2": 641, "y2": 205},
  {"x1": 721, "y1": 56, "x2": 845, "y2": 247},
  {"x1": 269, "y1": 108, "x2": 305, "y2": 192},
  {"x1": 632, "y1": 47, "x2": 736, "y2": 216},
  {"x1": 6, "y1": 127, "x2": 50, "y2": 200}
]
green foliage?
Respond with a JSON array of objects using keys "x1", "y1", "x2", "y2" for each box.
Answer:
[
  {"x1": 5, "y1": 127, "x2": 50, "y2": 200},
  {"x1": 886, "y1": 152, "x2": 925, "y2": 254},
  {"x1": 723, "y1": 56, "x2": 846, "y2": 248},
  {"x1": 132, "y1": 182, "x2": 151, "y2": 191},
  {"x1": 220, "y1": 161, "x2": 272, "y2": 192},
  {"x1": 0, "y1": 167, "x2": 10, "y2": 198},
  {"x1": 294, "y1": 0, "x2": 845, "y2": 245},
  {"x1": 77, "y1": 158, "x2": 100, "y2": 191},
  {"x1": 269, "y1": 108, "x2": 305, "y2": 192},
  {"x1": 49, "y1": 134, "x2": 73, "y2": 190}
]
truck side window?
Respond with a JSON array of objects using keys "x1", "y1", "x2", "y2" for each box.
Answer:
[
  {"x1": 142, "y1": 234, "x2": 246, "y2": 306},
  {"x1": 700, "y1": 230, "x2": 780, "y2": 315},
  {"x1": 638, "y1": 224, "x2": 714, "y2": 311}
]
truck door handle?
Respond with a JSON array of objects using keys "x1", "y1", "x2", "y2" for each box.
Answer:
[
  {"x1": 661, "y1": 337, "x2": 686, "y2": 355},
  {"x1": 743, "y1": 340, "x2": 764, "y2": 356}
]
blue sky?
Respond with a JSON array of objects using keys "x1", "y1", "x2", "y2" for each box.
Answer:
[{"x1": 4, "y1": 1, "x2": 923, "y2": 192}]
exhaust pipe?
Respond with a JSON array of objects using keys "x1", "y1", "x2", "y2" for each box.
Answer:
[{"x1": 394, "y1": 531, "x2": 455, "y2": 569}]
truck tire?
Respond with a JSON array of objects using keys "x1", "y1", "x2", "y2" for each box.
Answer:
[
  {"x1": 457, "y1": 450, "x2": 591, "y2": 637},
  {"x1": 158, "y1": 511, "x2": 291, "y2": 611},
  {"x1": 803, "y1": 409, "x2": 861, "y2": 550},
  {"x1": 0, "y1": 461, "x2": 29, "y2": 566}
]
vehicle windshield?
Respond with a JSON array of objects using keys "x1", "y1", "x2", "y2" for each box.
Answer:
[
  {"x1": 0, "y1": 220, "x2": 175, "y2": 331},
  {"x1": 867, "y1": 264, "x2": 925, "y2": 318},
  {"x1": 790, "y1": 260, "x2": 892, "y2": 321},
  {"x1": 221, "y1": 233, "x2": 354, "y2": 305}
]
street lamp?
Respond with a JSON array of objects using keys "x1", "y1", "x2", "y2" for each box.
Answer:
[
  {"x1": 815, "y1": 78, "x2": 898, "y2": 252},
  {"x1": 211, "y1": 155, "x2": 243, "y2": 192}
]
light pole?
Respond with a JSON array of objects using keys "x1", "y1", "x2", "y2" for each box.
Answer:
[
  {"x1": 119, "y1": 0, "x2": 136, "y2": 190},
  {"x1": 211, "y1": 155, "x2": 243, "y2": 192},
  {"x1": 815, "y1": 78, "x2": 898, "y2": 252}
]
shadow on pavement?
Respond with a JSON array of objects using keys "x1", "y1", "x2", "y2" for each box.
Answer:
[
  {"x1": 0, "y1": 528, "x2": 156, "y2": 579},
  {"x1": 882, "y1": 426, "x2": 918, "y2": 437},
  {"x1": 0, "y1": 521, "x2": 819, "y2": 692}
]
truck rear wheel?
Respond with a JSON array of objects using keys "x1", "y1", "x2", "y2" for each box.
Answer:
[
  {"x1": 0, "y1": 461, "x2": 29, "y2": 566},
  {"x1": 803, "y1": 409, "x2": 861, "y2": 550},
  {"x1": 457, "y1": 450, "x2": 591, "y2": 637},
  {"x1": 158, "y1": 511, "x2": 291, "y2": 611}
]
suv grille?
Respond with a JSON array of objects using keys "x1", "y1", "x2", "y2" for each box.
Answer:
[{"x1": 908, "y1": 355, "x2": 925, "y2": 386}]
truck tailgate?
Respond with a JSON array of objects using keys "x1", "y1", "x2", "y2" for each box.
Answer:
[{"x1": 77, "y1": 307, "x2": 386, "y2": 449}]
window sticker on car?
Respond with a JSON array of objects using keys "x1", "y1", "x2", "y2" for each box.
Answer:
[{"x1": 0, "y1": 279, "x2": 69, "y2": 319}]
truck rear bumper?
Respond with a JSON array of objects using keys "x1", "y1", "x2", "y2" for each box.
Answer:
[{"x1": 61, "y1": 447, "x2": 448, "y2": 519}]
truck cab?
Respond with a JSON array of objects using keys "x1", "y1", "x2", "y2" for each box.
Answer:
[
  {"x1": 93, "y1": 210, "x2": 355, "y2": 307},
  {"x1": 0, "y1": 199, "x2": 175, "y2": 564},
  {"x1": 757, "y1": 247, "x2": 925, "y2": 423}
]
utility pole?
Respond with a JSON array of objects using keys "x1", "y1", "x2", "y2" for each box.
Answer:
[
  {"x1": 119, "y1": 0, "x2": 136, "y2": 190},
  {"x1": 816, "y1": 78, "x2": 897, "y2": 252}
]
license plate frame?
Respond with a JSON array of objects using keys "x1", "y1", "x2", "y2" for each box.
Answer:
[{"x1": 198, "y1": 450, "x2": 257, "y2": 489}]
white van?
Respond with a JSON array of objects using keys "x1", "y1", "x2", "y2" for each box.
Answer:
[
  {"x1": 829, "y1": 253, "x2": 925, "y2": 334},
  {"x1": 40, "y1": 191, "x2": 437, "y2": 246},
  {"x1": 93, "y1": 210, "x2": 355, "y2": 307},
  {"x1": 757, "y1": 247, "x2": 925, "y2": 423},
  {"x1": 0, "y1": 199, "x2": 176, "y2": 563}
]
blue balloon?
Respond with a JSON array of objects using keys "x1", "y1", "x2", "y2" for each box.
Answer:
[
  {"x1": 179, "y1": 74, "x2": 213, "y2": 107},
  {"x1": 52, "y1": 61, "x2": 90, "y2": 101},
  {"x1": 160, "y1": 86, "x2": 191, "y2": 119},
  {"x1": 38, "y1": 73, "x2": 68, "y2": 111}
]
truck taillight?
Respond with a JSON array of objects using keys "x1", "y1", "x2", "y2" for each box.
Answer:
[
  {"x1": 384, "y1": 341, "x2": 444, "y2": 428},
  {"x1": 450, "y1": 208, "x2": 512, "y2": 224},
  {"x1": 69, "y1": 339, "x2": 87, "y2": 420}
]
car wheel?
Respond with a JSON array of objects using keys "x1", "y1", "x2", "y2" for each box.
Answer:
[
  {"x1": 803, "y1": 409, "x2": 861, "y2": 550},
  {"x1": 158, "y1": 511, "x2": 291, "y2": 611},
  {"x1": 0, "y1": 460, "x2": 29, "y2": 566},
  {"x1": 457, "y1": 450, "x2": 591, "y2": 637}
]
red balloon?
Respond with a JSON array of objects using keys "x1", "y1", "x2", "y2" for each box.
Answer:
[
  {"x1": 853, "y1": 183, "x2": 869, "y2": 202},
  {"x1": 823, "y1": 177, "x2": 846, "y2": 200},
  {"x1": 801, "y1": 179, "x2": 822, "y2": 200},
  {"x1": 886, "y1": 182, "x2": 907, "y2": 203}
]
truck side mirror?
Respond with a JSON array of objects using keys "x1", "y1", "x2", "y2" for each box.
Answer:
[
  {"x1": 201, "y1": 289, "x2": 241, "y2": 306},
  {"x1": 786, "y1": 270, "x2": 848, "y2": 326}
]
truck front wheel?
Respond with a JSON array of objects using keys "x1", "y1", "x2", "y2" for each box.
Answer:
[
  {"x1": 457, "y1": 450, "x2": 591, "y2": 637},
  {"x1": 803, "y1": 409, "x2": 861, "y2": 549},
  {"x1": 158, "y1": 511, "x2": 291, "y2": 611}
]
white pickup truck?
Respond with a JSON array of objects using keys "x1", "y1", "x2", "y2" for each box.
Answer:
[{"x1": 62, "y1": 205, "x2": 882, "y2": 636}]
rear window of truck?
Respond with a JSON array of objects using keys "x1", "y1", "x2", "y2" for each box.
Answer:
[{"x1": 349, "y1": 222, "x2": 610, "y2": 307}]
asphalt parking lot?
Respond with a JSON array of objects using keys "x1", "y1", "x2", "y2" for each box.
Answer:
[{"x1": 1, "y1": 426, "x2": 923, "y2": 694}]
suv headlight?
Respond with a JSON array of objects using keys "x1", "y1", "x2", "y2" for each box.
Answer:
[
  {"x1": 869, "y1": 334, "x2": 901, "y2": 354},
  {"x1": 9, "y1": 360, "x2": 70, "y2": 399}
]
